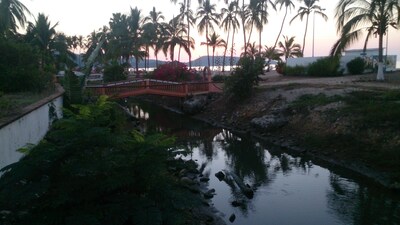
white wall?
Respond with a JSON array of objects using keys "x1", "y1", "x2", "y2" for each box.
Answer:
[{"x1": 0, "y1": 95, "x2": 63, "y2": 169}]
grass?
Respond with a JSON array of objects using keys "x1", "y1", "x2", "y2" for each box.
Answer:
[
  {"x1": 0, "y1": 88, "x2": 56, "y2": 121},
  {"x1": 291, "y1": 89, "x2": 400, "y2": 182}
]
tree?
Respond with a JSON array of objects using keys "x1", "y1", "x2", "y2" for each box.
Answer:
[
  {"x1": 247, "y1": 0, "x2": 275, "y2": 53},
  {"x1": 143, "y1": 7, "x2": 165, "y2": 70},
  {"x1": 272, "y1": 0, "x2": 296, "y2": 52},
  {"x1": 241, "y1": 41, "x2": 260, "y2": 58},
  {"x1": 178, "y1": 0, "x2": 196, "y2": 68},
  {"x1": 128, "y1": 7, "x2": 146, "y2": 73},
  {"x1": 264, "y1": 45, "x2": 283, "y2": 62},
  {"x1": 163, "y1": 16, "x2": 194, "y2": 62},
  {"x1": 0, "y1": 0, "x2": 30, "y2": 37},
  {"x1": 290, "y1": 0, "x2": 327, "y2": 55},
  {"x1": 278, "y1": 35, "x2": 303, "y2": 61},
  {"x1": 330, "y1": 0, "x2": 400, "y2": 80},
  {"x1": 25, "y1": 13, "x2": 58, "y2": 69},
  {"x1": 196, "y1": 0, "x2": 220, "y2": 68},
  {"x1": 201, "y1": 32, "x2": 226, "y2": 69},
  {"x1": 108, "y1": 13, "x2": 131, "y2": 63},
  {"x1": 220, "y1": 1, "x2": 240, "y2": 71}
]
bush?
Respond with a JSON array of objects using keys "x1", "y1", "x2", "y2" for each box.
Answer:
[
  {"x1": 307, "y1": 57, "x2": 342, "y2": 77},
  {"x1": 224, "y1": 56, "x2": 265, "y2": 99},
  {"x1": 346, "y1": 57, "x2": 366, "y2": 75},
  {"x1": 0, "y1": 40, "x2": 52, "y2": 93},
  {"x1": 103, "y1": 62, "x2": 127, "y2": 82},
  {"x1": 153, "y1": 61, "x2": 201, "y2": 82},
  {"x1": 284, "y1": 65, "x2": 307, "y2": 76},
  {"x1": 276, "y1": 61, "x2": 285, "y2": 74},
  {"x1": 0, "y1": 97, "x2": 200, "y2": 225},
  {"x1": 212, "y1": 74, "x2": 227, "y2": 82}
]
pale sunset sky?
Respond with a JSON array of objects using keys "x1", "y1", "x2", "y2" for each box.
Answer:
[{"x1": 20, "y1": 0, "x2": 400, "y2": 63}]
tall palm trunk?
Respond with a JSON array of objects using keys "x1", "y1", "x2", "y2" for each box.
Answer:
[
  {"x1": 301, "y1": 13, "x2": 310, "y2": 55},
  {"x1": 230, "y1": 26, "x2": 236, "y2": 70},
  {"x1": 222, "y1": 24, "x2": 231, "y2": 72},
  {"x1": 273, "y1": 7, "x2": 288, "y2": 50},
  {"x1": 377, "y1": 33, "x2": 384, "y2": 80},
  {"x1": 206, "y1": 26, "x2": 210, "y2": 68},
  {"x1": 241, "y1": 13, "x2": 247, "y2": 53},
  {"x1": 247, "y1": 24, "x2": 253, "y2": 47},
  {"x1": 212, "y1": 47, "x2": 216, "y2": 68},
  {"x1": 187, "y1": 0, "x2": 192, "y2": 68},
  {"x1": 258, "y1": 28, "x2": 262, "y2": 54}
]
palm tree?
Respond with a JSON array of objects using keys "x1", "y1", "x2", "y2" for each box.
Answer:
[
  {"x1": 221, "y1": 1, "x2": 240, "y2": 71},
  {"x1": 128, "y1": 7, "x2": 146, "y2": 73},
  {"x1": 239, "y1": 2, "x2": 251, "y2": 53},
  {"x1": 143, "y1": 7, "x2": 165, "y2": 70},
  {"x1": 331, "y1": 0, "x2": 400, "y2": 80},
  {"x1": 0, "y1": 0, "x2": 30, "y2": 36},
  {"x1": 108, "y1": 13, "x2": 131, "y2": 63},
  {"x1": 163, "y1": 16, "x2": 194, "y2": 62},
  {"x1": 264, "y1": 45, "x2": 283, "y2": 62},
  {"x1": 201, "y1": 32, "x2": 226, "y2": 69},
  {"x1": 196, "y1": 0, "x2": 220, "y2": 68},
  {"x1": 290, "y1": 0, "x2": 327, "y2": 55},
  {"x1": 278, "y1": 35, "x2": 303, "y2": 61},
  {"x1": 25, "y1": 13, "x2": 58, "y2": 69},
  {"x1": 178, "y1": 0, "x2": 196, "y2": 68},
  {"x1": 247, "y1": 0, "x2": 275, "y2": 53},
  {"x1": 273, "y1": 0, "x2": 296, "y2": 51},
  {"x1": 241, "y1": 41, "x2": 259, "y2": 58}
]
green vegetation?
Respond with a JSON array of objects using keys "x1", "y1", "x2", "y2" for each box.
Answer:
[
  {"x1": 103, "y1": 63, "x2": 127, "y2": 82},
  {"x1": 307, "y1": 57, "x2": 342, "y2": 77},
  {"x1": 0, "y1": 97, "x2": 201, "y2": 225},
  {"x1": 346, "y1": 57, "x2": 366, "y2": 75},
  {"x1": 283, "y1": 64, "x2": 307, "y2": 76},
  {"x1": 291, "y1": 90, "x2": 400, "y2": 182},
  {"x1": 224, "y1": 56, "x2": 264, "y2": 99},
  {"x1": 0, "y1": 40, "x2": 53, "y2": 93}
]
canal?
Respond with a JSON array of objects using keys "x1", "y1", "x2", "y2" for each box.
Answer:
[{"x1": 124, "y1": 99, "x2": 400, "y2": 225}]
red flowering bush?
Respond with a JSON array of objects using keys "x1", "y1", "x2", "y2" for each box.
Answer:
[{"x1": 153, "y1": 61, "x2": 201, "y2": 82}]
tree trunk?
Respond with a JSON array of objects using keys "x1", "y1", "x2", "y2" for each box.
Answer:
[
  {"x1": 377, "y1": 33, "x2": 385, "y2": 80},
  {"x1": 302, "y1": 13, "x2": 310, "y2": 56},
  {"x1": 222, "y1": 25, "x2": 231, "y2": 72},
  {"x1": 273, "y1": 7, "x2": 288, "y2": 50},
  {"x1": 230, "y1": 27, "x2": 236, "y2": 70},
  {"x1": 247, "y1": 24, "x2": 253, "y2": 48},
  {"x1": 206, "y1": 26, "x2": 210, "y2": 68},
  {"x1": 187, "y1": 2, "x2": 192, "y2": 69},
  {"x1": 212, "y1": 47, "x2": 215, "y2": 69}
]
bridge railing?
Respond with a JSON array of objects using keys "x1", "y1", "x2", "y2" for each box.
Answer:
[{"x1": 86, "y1": 79, "x2": 222, "y2": 98}]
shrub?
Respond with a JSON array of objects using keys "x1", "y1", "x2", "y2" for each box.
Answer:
[
  {"x1": 276, "y1": 61, "x2": 285, "y2": 74},
  {"x1": 103, "y1": 62, "x2": 127, "y2": 82},
  {"x1": 307, "y1": 57, "x2": 342, "y2": 77},
  {"x1": 284, "y1": 65, "x2": 307, "y2": 76},
  {"x1": 212, "y1": 74, "x2": 227, "y2": 82},
  {"x1": 0, "y1": 40, "x2": 52, "y2": 93},
  {"x1": 346, "y1": 57, "x2": 366, "y2": 75},
  {"x1": 153, "y1": 61, "x2": 201, "y2": 82},
  {"x1": 224, "y1": 56, "x2": 265, "y2": 99},
  {"x1": 0, "y1": 97, "x2": 200, "y2": 225}
]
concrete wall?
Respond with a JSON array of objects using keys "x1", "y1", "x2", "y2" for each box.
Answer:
[{"x1": 0, "y1": 87, "x2": 64, "y2": 169}]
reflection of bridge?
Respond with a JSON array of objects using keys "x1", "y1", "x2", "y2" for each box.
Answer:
[{"x1": 86, "y1": 79, "x2": 223, "y2": 98}]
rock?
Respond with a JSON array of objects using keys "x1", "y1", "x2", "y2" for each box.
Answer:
[
  {"x1": 181, "y1": 177, "x2": 197, "y2": 186},
  {"x1": 251, "y1": 114, "x2": 288, "y2": 131},
  {"x1": 183, "y1": 96, "x2": 208, "y2": 114},
  {"x1": 229, "y1": 214, "x2": 236, "y2": 223},
  {"x1": 200, "y1": 177, "x2": 210, "y2": 182},
  {"x1": 231, "y1": 200, "x2": 244, "y2": 207},
  {"x1": 215, "y1": 171, "x2": 225, "y2": 181},
  {"x1": 204, "y1": 189, "x2": 215, "y2": 199}
]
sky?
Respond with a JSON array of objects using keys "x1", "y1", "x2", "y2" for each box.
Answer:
[{"x1": 20, "y1": 0, "x2": 400, "y2": 63}]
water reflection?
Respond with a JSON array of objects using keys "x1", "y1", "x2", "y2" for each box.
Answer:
[{"x1": 125, "y1": 100, "x2": 400, "y2": 225}]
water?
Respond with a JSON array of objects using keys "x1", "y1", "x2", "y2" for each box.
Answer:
[{"x1": 125, "y1": 100, "x2": 400, "y2": 225}]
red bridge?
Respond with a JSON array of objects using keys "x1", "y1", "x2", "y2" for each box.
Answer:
[{"x1": 86, "y1": 79, "x2": 223, "y2": 98}]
